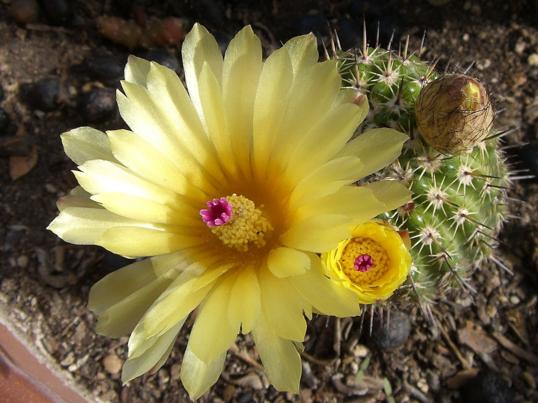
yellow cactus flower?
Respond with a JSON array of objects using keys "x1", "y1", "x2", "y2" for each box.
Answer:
[
  {"x1": 48, "y1": 24, "x2": 410, "y2": 398},
  {"x1": 323, "y1": 222, "x2": 412, "y2": 304}
]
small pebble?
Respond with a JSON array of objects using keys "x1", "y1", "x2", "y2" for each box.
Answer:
[
  {"x1": 461, "y1": 370, "x2": 513, "y2": 403},
  {"x1": 528, "y1": 54, "x2": 538, "y2": 66},
  {"x1": 16, "y1": 255, "x2": 29, "y2": 268},
  {"x1": 509, "y1": 295, "x2": 520, "y2": 304},
  {"x1": 40, "y1": 0, "x2": 71, "y2": 26},
  {"x1": 80, "y1": 87, "x2": 116, "y2": 123},
  {"x1": 19, "y1": 77, "x2": 61, "y2": 111},
  {"x1": 462, "y1": 33, "x2": 470, "y2": 42},
  {"x1": 370, "y1": 310, "x2": 411, "y2": 350},
  {"x1": 103, "y1": 353, "x2": 123, "y2": 375},
  {"x1": 45, "y1": 183, "x2": 57, "y2": 193},
  {"x1": 9, "y1": 0, "x2": 39, "y2": 24},
  {"x1": 522, "y1": 371, "x2": 536, "y2": 389}
]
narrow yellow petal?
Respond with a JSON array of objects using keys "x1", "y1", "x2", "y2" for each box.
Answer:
[
  {"x1": 47, "y1": 206, "x2": 146, "y2": 245},
  {"x1": 252, "y1": 47, "x2": 293, "y2": 176},
  {"x1": 198, "y1": 62, "x2": 236, "y2": 174},
  {"x1": 144, "y1": 62, "x2": 225, "y2": 185},
  {"x1": 336, "y1": 128, "x2": 408, "y2": 178},
  {"x1": 283, "y1": 33, "x2": 318, "y2": 74},
  {"x1": 267, "y1": 247, "x2": 310, "y2": 278},
  {"x1": 252, "y1": 315, "x2": 301, "y2": 393},
  {"x1": 122, "y1": 321, "x2": 183, "y2": 383},
  {"x1": 272, "y1": 60, "x2": 342, "y2": 169},
  {"x1": 75, "y1": 159, "x2": 180, "y2": 205},
  {"x1": 289, "y1": 156, "x2": 364, "y2": 209},
  {"x1": 94, "y1": 275, "x2": 172, "y2": 337},
  {"x1": 228, "y1": 266, "x2": 260, "y2": 334},
  {"x1": 222, "y1": 25, "x2": 262, "y2": 175},
  {"x1": 288, "y1": 100, "x2": 369, "y2": 179},
  {"x1": 182, "y1": 23, "x2": 223, "y2": 127},
  {"x1": 97, "y1": 226, "x2": 205, "y2": 257},
  {"x1": 132, "y1": 264, "x2": 229, "y2": 352},
  {"x1": 107, "y1": 129, "x2": 209, "y2": 200},
  {"x1": 295, "y1": 185, "x2": 404, "y2": 225},
  {"x1": 180, "y1": 347, "x2": 226, "y2": 400},
  {"x1": 61, "y1": 127, "x2": 115, "y2": 165},
  {"x1": 57, "y1": 186, "x2": 97, "y2": 211},
  {"x1": 290, "y1": 255, "x2": 360, "y2": 317},
  {"x1": 259, "y1": 269, "x2": 306, "y2": 341},
  {"x1": 89, "y1": 259, "x2": 156, "y2": 314},
  {"x1": 281, "y1": 214, "x2": 350, "y2": 253},
  {"x1": 189, "y1": 274, "x2": 239, "y2": 362},
  {"x1": 364, "y1": 180, "x2": 411, "y2": 212},
  {"x1": 91, "y1": 192, "x2": 200, "y2": 226},
  {"x1": 124, "y1": 55, "x2": 150, "y2": 86}
]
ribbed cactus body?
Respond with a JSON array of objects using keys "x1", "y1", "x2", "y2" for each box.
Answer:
[{"x1": 335, "y1": 46, "x2": 510, "y2": 307}]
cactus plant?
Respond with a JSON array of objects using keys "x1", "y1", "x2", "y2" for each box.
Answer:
[{"x1": 331, "y1": 32, "x2": 512, "y2": 317}]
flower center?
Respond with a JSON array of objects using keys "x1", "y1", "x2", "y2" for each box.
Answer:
[
  {"x1": 200, "y1": 194, "x2": 273, "y2": 252},
  {"x1": 354, "y1": 254, "x2": 373, "y2": 272},
  {"x1": 340, "y1": 237, "x2": 390, "y2": 285}
]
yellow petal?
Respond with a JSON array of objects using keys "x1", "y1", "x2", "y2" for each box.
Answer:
[
  {"x1": 94, "y1": 275, "x2": 172, "y2": 337},
  {"x1": 290, "y1": 255, "x2": 360, "y2": 317},
  {"x1": 252, "y1": 315, "x2": 301, "y2": 393},
  {"x1": 124, "y1": 55, "x2": 150, "y2": 86},
  {"x1": 271, "y1": 61, "x2": 342, "y2": 170},
  {"x1": 267, "y1": 247, "x2": 310, "y2": 278},
  {"x1": 364, "y1": 180, "x2": 411, "y2": 212},
  {"x1": 289, "y1": 156, "x2": 364, "y2": 209},
  {"x1": 97, "y1": 226, "x2": 204, "y2": 257},
  {"x1": 61, "y1": 127, "x2": 115, "y2": 165},
  {"x1": 143, "y1": 62, "x2": 224, "y2": 184},
  {"x1": 198, "y1": 62, "x2": 236, "y2": 174},
  {"x1": 75, "y1": 159, "x2": 180, "y2": 205},
  {"x1": 116, "y1": 83, "x2": 220, "y2": 194},
  {"x1": 288, "y1": 101, "x2": 369, "y2": 179},
  {"x1": 283, "y1": 33, "x2": 318, "y2": 75},
  {"x1": 259, "y1": 269, "x2": 307, "y2": 341},
  {"x1": 182, "y1": 23, "x2": 223, "y2": 128},
  {"x1": 252, "y1": 47, "x2": 293, "y2": 177},
  {"x1": 295, "y1": 185, "x2": 405, "y2": 225},
  {"x1": 281, "y1": 214, "x2": 350, "y2": 253},
  {"x1": 91, "y1": 192, "x2": 200, "y2": 226},
  {"x1": 107, "y1": 129, "x2": 209, "y2": 200},
  {"x1": 189, "y1": 274, "x2": 239, "y2": 362},
  {"x1": 122, "y1": 321, "x2": 183, "y2": 383},
  {"x1": 228, "y1": 266, "x2": 260, "y2": 334},
  {"x1": 180, "y1": 347, "x2": 226, "y2": 400},
  {"x1": 47, "y1": 206, "x2": 146, "y2": 245},
  {"x1": 89, "y1": 259, "x2": 156, "y2": 314},
  {"x1": 57, "y1": 186, "x2": 97, "y2": 210},
  {"x1": 132, "y1": 264, "x2": 229, "y2": 352},
  {"x1": 337, "y1": 128, "x2": 408, "y2": 178},
  {"x1": 222, "y1": 25, "x2": 262, "y2": 175}
]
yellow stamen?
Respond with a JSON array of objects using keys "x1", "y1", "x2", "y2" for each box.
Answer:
[{"x1": 211, "y1": 194, "x2": 273, "y2": 252}]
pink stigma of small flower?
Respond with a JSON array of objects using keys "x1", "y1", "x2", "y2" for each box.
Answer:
[
  {"x1": 200, "y1": 197, "x2": 233, "y2": 228},
  {"x1": 354, "y1": 254, "x2": 374, "y2": 272}
]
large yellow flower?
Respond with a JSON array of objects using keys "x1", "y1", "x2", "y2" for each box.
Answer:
[
  {"x1": 323, "y1": 222, "x2": 412, "y2": 304},
  {"x1": 48, "y1": 24, "x2": 410, "y2": 398}
]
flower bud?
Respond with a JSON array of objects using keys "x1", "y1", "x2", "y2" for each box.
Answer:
[{"x1": 415, "y1": 74, "x2": 494, "y2": 154}]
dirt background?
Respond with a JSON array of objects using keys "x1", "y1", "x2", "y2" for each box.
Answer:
[{"x1": 0, "y1": 0, "x2": 537, "y2": 402}]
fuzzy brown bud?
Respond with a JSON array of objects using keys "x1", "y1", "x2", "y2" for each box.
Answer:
[{"x1": 415, "y1": 74, "x2": 494, "y2": 154}]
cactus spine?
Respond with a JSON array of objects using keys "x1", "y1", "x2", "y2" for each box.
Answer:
[{"x1": 332, "y1": 35, "x2": 511, "y2": 314}]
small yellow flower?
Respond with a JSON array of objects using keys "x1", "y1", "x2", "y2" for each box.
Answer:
[{"x1": 323, "y1": 222, "x2": 411, "y2": 304}]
